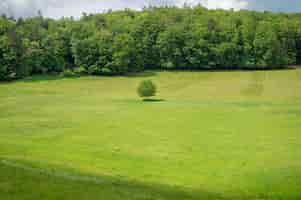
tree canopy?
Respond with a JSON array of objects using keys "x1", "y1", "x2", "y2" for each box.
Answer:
[{"x1": 1, "y1": 6, "x2": 301, "y2": 80}]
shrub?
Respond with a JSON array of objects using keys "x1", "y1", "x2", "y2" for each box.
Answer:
[
  {"x1": 137, "y1": 80, "x2": 157, "y2": 99},
  {"x1": 100, "y1": 67, "x2": 113, "y2": 75},
  {"x1": 87, "y1": 65, "x2": 100, "y2": 75},
  {"x1": 73, "y1": 66, "x2": 87, "y2": 75},
  {"x1": 61, "y1": 69, "x2": 77, "y2": 77}
]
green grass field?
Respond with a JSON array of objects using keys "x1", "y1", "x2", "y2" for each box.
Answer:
[{"x1": 1, "y1": 70, "x2": 301, "y2": 200}]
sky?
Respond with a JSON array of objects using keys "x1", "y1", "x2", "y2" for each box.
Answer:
[{"x1": 1, "y1": 0, "x2": 301, "y2": 19}]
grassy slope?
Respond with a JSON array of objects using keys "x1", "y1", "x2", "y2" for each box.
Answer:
[{"x1": 0, "y1": 70, "x2": 301, "y2": 199}]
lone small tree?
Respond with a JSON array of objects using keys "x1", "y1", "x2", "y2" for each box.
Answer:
[{"x1": 137, "y1": 80, "x2": 157, "y2": 100}]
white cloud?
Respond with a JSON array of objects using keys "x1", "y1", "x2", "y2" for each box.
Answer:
[
  {"x1": 173, "y1": 0, "x2": 248, "y2": 10},
  {"x1": 0, "y1": 0, "x2": 145, "y2": 18},
  {"x1": 204, "y1": 0, "x2": 248, "y2": 10}
]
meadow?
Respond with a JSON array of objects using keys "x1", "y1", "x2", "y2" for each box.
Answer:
[{"x1": 0, "y1": 70, "x2": 301, "y2": 200}]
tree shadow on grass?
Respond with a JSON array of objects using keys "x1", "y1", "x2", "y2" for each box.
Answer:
[
  {"x1": 0, "y1": 158, "x2": 230, "y2": 200},
  {"x1": 1, "y1": 71, "x2": 157, "y2": 84},
  {"x1": 143, "y1": 98, "x2": 165, "y2": 102},
  {"x1": 125, "y1": 71, "x2": 158, "y2": 78},
  {"x1": 21, "y1": 75, "x2": 80, "y2": 83}
]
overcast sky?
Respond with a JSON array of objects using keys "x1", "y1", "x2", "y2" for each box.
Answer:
[{"x1": 1, "y1": 0, "x2": 301, "y2": 19}]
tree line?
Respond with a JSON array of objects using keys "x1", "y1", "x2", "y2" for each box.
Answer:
[{"x1": 1, "y1": 6, "x2": 301, "y2": 80}]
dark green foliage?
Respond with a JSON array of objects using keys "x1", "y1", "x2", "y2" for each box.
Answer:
[
  {"x1": 0, "y1": 37, "x2": 15, "y2": 80},
  {"x1": 1, "y1": 7, "x2": 301, "y2": 80},
  {"x1": 137, "y1": 80, "x2": 157, "y2": 98},
  {"x1": 253, "y1": 21, "x2": 285, "y2": 68},
  {"x1": 157, "y1": 25, "x2": 187, "y2": 69}
]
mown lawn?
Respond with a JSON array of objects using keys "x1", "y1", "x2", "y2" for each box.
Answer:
[{"x1": 1, "y1": 70, "x2": 301, "y2": 200}]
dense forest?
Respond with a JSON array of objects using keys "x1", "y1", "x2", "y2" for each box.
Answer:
[{"x1": 1, "y1": 6, "x2": 301, "y2": 80}]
